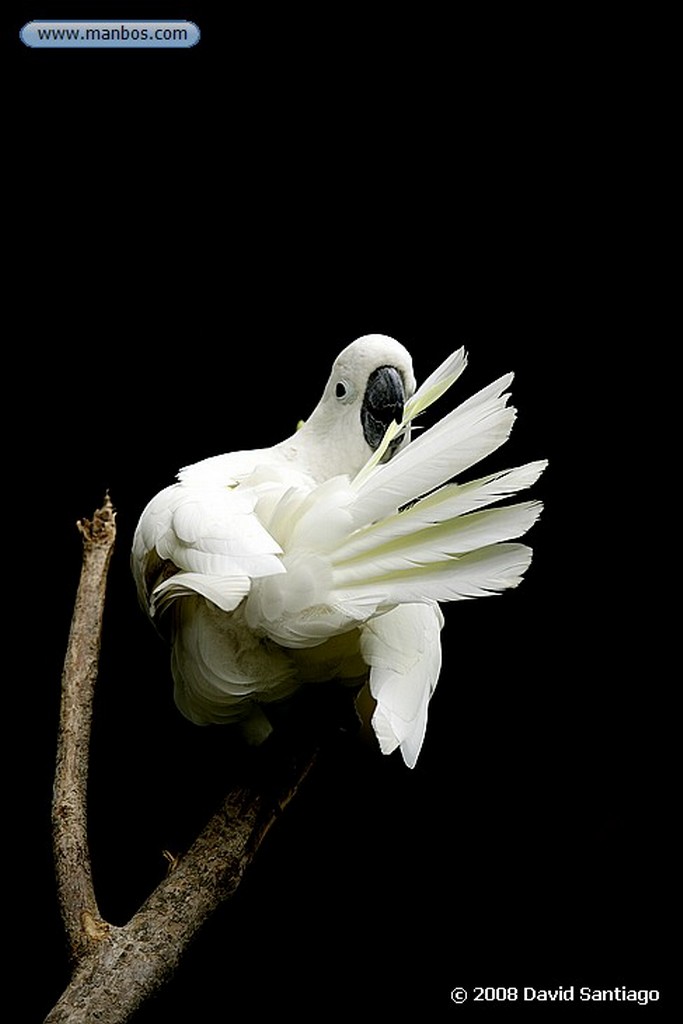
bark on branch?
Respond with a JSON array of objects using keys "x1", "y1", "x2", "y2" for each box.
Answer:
[
  {"x1": 52, "y1": 495, "x2": 116, "y2": 962},
  {"x1": 46, "y1": 497, "x2": 320, "y2": 1023},
  {"x1": 46, "y1": 746, "x2": 318, "y2": 1023}
]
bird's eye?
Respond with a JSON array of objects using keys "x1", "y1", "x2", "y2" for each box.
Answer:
[{"x1": 333, "y1": 378, "x2": 356, "y2": 403}]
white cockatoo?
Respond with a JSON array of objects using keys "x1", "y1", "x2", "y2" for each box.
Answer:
[{"x1": 132, "y1": 335, "x2": 546, "y2": 767}]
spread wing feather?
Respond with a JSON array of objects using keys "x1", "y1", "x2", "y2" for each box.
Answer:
[
  {"x1": 335, "y1": 543, "x2": 535, "y2": 609},
  {"x1": 331, "y1": 460, "x2": 547, "y2": 561},
  {"x1": 349, "y1": 374, "x2": 517, "y2": 525}
]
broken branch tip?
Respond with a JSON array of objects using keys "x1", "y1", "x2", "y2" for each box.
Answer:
[{"x1": 76, "y1": 493, "x2": 117, "y2": 546}]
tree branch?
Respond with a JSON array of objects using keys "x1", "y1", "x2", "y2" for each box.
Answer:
[
  {"x1": 45, "y1": 743, "x2": 318, "y2": 1024},
  {"x1": 52, "y1": 494, "x2": 116, "y2": 962},
  {"x1": 46, "y1": 496, "x2": 321, "y2": 1023}
]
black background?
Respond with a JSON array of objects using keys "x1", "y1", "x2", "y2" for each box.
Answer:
[{"x1": 4, "y1": 4, "x2": 672, "y2": 1020}]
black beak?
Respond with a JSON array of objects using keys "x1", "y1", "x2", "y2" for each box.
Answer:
[{"x1": 361, "y1": 365, "x2": 405, "y2": 456}]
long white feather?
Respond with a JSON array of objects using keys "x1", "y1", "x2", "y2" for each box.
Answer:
[
  {"x1": 403, "y1": 347, "x2": 468, "y2": 420},
  {"x1": 351, "y1": 347, "x2": 468, "y2": 485},
  {"x1": 330, "y1": 462, "x2": 547, "y2": 563},
  {"x1": 350, "y1": 374, "x2": 517, "y2": 526},
  {"x1": 331, "y1": 502, "x2": 543, "y2": 585},
  {"x1": 335, "y1": 543, "x2": 534, "y2": 609}
]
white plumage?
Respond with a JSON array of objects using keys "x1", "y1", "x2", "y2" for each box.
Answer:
[{"x1": 132, "y1": 334, "x2": 546, "y2": 766}]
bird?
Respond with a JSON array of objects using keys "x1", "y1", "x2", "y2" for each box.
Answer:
[{"x1": 132, "y1": 334, "x2": 546, "y2": 767}]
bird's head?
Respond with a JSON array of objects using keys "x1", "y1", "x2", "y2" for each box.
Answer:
[{"x1": 296, "y1": 335, "x2": 416, "y2": 480}]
